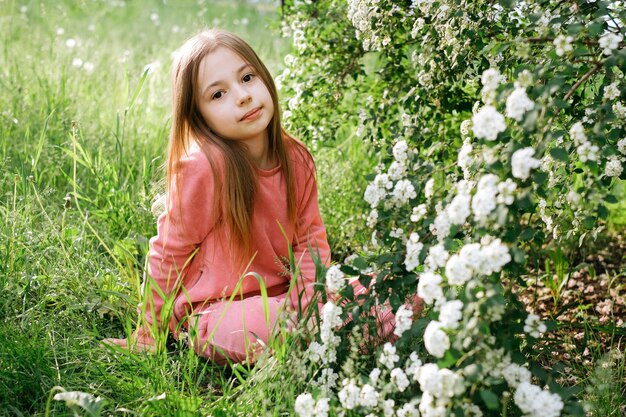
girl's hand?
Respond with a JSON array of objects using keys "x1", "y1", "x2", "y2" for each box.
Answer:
[{"x1": 102, "y1": 327, "x2": 157, "y2": 353}]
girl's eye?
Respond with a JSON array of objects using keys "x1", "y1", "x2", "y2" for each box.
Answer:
[
  {"x1": 212, "y1": 91, "x2": 223, "y2": 100},
  {"x1": 243, "y1": 73, "x2": 254, "y2": 82}
]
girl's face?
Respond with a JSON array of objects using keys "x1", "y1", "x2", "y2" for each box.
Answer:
[{"x1": 196, "y1": 47, "x2": 274, "y2": 147}]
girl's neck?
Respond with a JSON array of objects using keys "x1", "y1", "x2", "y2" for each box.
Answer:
[{"x1": 244, "y1": 135, "x2": 276, "y2": 170}]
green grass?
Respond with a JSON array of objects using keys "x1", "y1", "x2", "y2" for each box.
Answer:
[{"x1": 1, "y1": 1, "x2": 624, "y2": 416}]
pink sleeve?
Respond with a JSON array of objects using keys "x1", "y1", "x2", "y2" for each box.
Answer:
[
  {"x1": 143, "y1": 150, "x2": 216, "y2": 330},
  {"x1": 289, "y1": 154, "x2": 331, "y2": 313}
]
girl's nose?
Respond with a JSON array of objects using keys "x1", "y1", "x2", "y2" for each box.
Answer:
[{"x1": 236, "y1": 86, "x2": 252, "y2": 106}]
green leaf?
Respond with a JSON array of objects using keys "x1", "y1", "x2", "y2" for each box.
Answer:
[
  {"x1": 549, "y1": 147, "x2": 569, "y2": 162},
  {"x1": 533, "y1": 171, "x2": 548, "y2": 185},
  {"x1": 352, "y1": 257, "x2": 369, "y2": 270},
  {"x1": 588, "y1": 22, "x2": 604, "y2": 36},
  {"x1": 597, "y1": 205, "x2": 609, "y2": 220},
  {"x1": 582, "y1": 216, "x2": 596, "y2": 229},
  {"x1": 604, "y1": 194, "x2": 618, "y2": 204},
  {"x1": 480, "y1": 390, "x2": 500, "y2": 410}
]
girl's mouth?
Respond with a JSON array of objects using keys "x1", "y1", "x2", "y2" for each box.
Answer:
[{"x1": 241, "y1": 107, "x2": 262, "y2": 121}]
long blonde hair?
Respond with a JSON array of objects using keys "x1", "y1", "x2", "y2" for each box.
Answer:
[{"x1": 167, "y1": 29, "x2": 305, "y2": 267}]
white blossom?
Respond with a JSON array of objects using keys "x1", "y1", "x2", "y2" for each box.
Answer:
[
  {"x1": 577, "y1": 141, "x2": 599, "y2": 162},
  {"x1": 614, "y1": 102, "x2": 626, "y2": 119},
  {"x1": 524, "y1": 313, "x2": 547, "y2": 338},
  {"x1": 366, "y1": 209, "x2": 378, "y2": 228},
  {"x1": 418, "y1": 363, "x2": 465, "y2": 399},
  {"x1": 599, "y1": 32, "x2": 623, "y2": 55},
  {"x1": 392, "y1": 179, "x2": 417, "y2": 206},
  {"x1": 502, "y1": 363, "x2": 532, "y2": 388},
  {"x1": 569, "y1": 121, "x2": 587, "y2": 146},
  {"x1": 553, "y1": 34, "x2": 573, "y2": 56},
  {"x1": 295, "y1": 393, "x2": 315, "y2": 417},
  {"x1": 405, "y1": 352, "x2": 423, "y2": 379},
  {"x1": 497, "y1": 179, "x2": 517, "y2": 205},
  {"x1": 472, "y1": 174, "x2": 499, "y2": 221},
  {"x1": 394, "y1": 304, "x2": 414, "y2": 337},
  {"x1": 411, "y1": 204, "x2": 428, "y2": 222},
  {"x1": 338, "y1": 379, "x2": 360, "y2": 410},
  {"x1": 419, "y1": 392, "x2": 447, "y2": 417},
  {"x1": 511, "y1": 147, "x2": 541, "y2": 180},
  {"x1": 393, "y1": 140, "x2": 409, "y2": 162},
  {"x1": 604, "y1": 157, "x2": 623, "y2": 177},
  {"x1": 481, "y1": 68, "x2": 505, "y2": 91},
  {"x1": 445, "y1": 254, "x2": 473, "y2": 286},
  {"x1": 604, "y1": 82, "x2": 621, "y2": 101},
  {"x1": 506, "y1": 87, "x2": 535, "y2": 121},
  {"x1": 418, "y1": 272, "x2": 445, "y2": 305},
  {"x1": 439, "y1": 299, "x2": 464, "y2": 329},
  {"x1": 404, "y1": 232, "x2": 424, "y2": 271},
  {"x1": 472, "y1": 105, "x2": 506, "y2": 141},
  {"x1": 425, "y1": 244, "x2": 450, "y2": 271},
  {"x1": 514, "y1": 382, "x2": 564, "y2": 417},
  {"x1": 358, "y1": 384, "x2": 379, "y2": 408},
  {"x1": 425, "y1": 177, "x2": 435, "y2": 199},
  {"x1": 364, "y1": 173, "x2": 392, "y2": 208},
  {"x1": 397, "y1": 402, "x2": 420, "y2": 417},
  {"x1": 424, "y1": 321, "x2": 450, "y2": 358},
  {"x1": 325, "y1": 265, "x2": 346, "y2": 293},
  {"x1": 369, "y1": 367, "x2": 381, "y2": 386},
  {"x1": 391, "y1": 368, "x2": 411, "y2": 392},
  {"x1": 447, "y1": 192, "x2": 472, "y2": 225},
  {"x1": 388, "y1": 160, "x2": 407, "y2": 180},
  {"x1": 379, "y1": 342, "x2": 400, "y2": 369},
  {"x1": 618, "y1": 138, "x2": 626, "y2": 155}
]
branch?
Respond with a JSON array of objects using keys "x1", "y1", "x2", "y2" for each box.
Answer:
[{"x1": 564, "y1": 61, "x2": 603, "y2": 101}]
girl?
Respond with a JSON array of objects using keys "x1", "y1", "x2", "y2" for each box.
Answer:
[{"x1": 106, "y1": 29, "x2": 399, "y2": 364}]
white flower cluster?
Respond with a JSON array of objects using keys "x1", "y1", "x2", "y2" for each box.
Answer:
[
  {"x1": 514, "y1": 381, "x2": 564, "y2": 417},
  {"x1": 614, "y1": 101, "x2": 626, "y2": 119},
  {"x1": 417, "y1": 271, "x2": 444, "y2": 305},
  {"x1": 325, "y1": 265, "x2": 346, "y2": 293},
  {"x1": 505, "y1": 87, "x2": 535, "y2": 121},
  {"x1": 347, "y1": 0, "x2": 390, "y2": 51},
  {"x1": 418, "y1": 363, "x2": 465, "y2": 413},
  {"x1": 553, "y1": 34, "x2": 573, "y2": 56},
  {"x1": 295, "y1": 393, "x2": 330, "y2": 417},
  {"x1": 425, "y1": 243, "x2": 450, "y2": 272},
  {"x1": 569, "y1": 121, "x2": 599, "y2": 162},
  {"x1": 379, "y1": 342, "x2": 400, "y2": 369},
  {"x1": 423, "y1": 320, "x2": 450, "y2": 358},
  {"x1": 364, "y1": 173, "x2": 393, "y2": 208},
  {"x1": 307, "y1": 301, "x2": 342, "y2": 364},
  {"x1": 404, "y1": 232, "x2": 424, "y2": 271},
  {"x1": 472, "y1": 105, "x2": 506, "y2": 141},
  {"x1": 618, "y1": 138, "x2": 626, "y2": 155},
  {"x1": 605, "y1": 156, "x2": 624, "y2": 177},
  {"x1": 523, "y1": 313, "x2": 547, "y2": 338},
  {"x1": 604, "y1": 82, "x2": 621, "y2": 101},
  {"x1": 364, "y1": 140, "x2": 417, "y2": 208},
  {"x1": 511, "y1": 147, "x2": 541, "y2": 180},
  {"x1": 599, "y1": 31, "x2": 623, "y2": 55},
  {"x1": 394, "y1": 304, "x2": 414, "y2": 337},
  {"x1": 445, "y1": 239, "x2": 511, "y2": 286}
]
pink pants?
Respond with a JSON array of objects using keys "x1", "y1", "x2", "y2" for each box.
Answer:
[
  {"x1": 185, "y1": 293, "x2": 291, "y2": 365},
  {"x1": 185, "y1": 282, "x2": 420, "y2": 365}
]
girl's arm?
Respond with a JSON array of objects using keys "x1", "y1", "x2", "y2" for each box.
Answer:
[
  {"x1": 142, "y1": 149, "x2": 216, "y2": 334},
  {"x1": 289, "y1": 153, "x2": 331, "y2": 313}
]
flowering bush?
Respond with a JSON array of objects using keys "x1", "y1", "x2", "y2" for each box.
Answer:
[{"x1": 278, "y1": 0, "x2": 624, "y2": 416}]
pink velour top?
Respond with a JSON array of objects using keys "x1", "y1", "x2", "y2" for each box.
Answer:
[{"x1": 144, "y1": 139, "x2": 331, "y2": 332}]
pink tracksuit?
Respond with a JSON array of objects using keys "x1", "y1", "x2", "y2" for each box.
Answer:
[{"x1": 144, "y1": 138, "x2": 397, "y2": 364}]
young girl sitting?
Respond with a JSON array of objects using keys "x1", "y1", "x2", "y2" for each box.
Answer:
[{"x1": 106, "y1": 29, "x2": 400, "y2": 365}]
